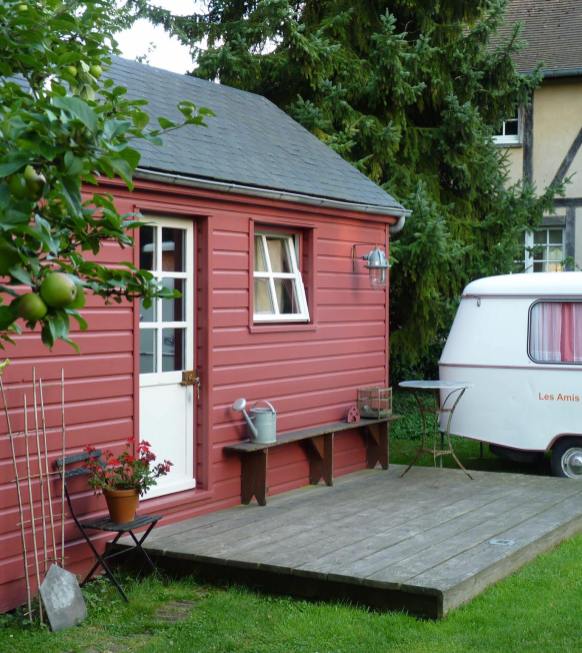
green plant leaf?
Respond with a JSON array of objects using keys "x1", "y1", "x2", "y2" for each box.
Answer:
[{"x1": 52, "y1": 96, "x2": 98, "y2": 132}]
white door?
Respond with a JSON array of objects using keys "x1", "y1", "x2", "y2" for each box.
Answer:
[{"x1": 138, "y1": 217, "x2": 196, "y2": 498}]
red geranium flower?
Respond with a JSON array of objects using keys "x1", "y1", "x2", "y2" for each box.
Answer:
[{"x1": 82, "y1": 439, "x2": 173, "y2": 497}]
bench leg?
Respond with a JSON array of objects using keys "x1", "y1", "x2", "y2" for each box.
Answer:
[
  {"x1": 365, "y1": 422, "x2": 389, "y2": 469},
  {"x1": 306, "y1": 433, "x2": 334, "y2": 486},
  {"x1": 241, "y1": 450, "x2": 268, "y2": 506}
]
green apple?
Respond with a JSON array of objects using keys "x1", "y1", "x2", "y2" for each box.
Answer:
[
  {"x1": 7, "y1": 174, "x2": 28, "y2": 199},
  {"x1": 89, "y1": 64, "x2": 103, "y2": 78},
  {"x1": 16, "y1": 293, "x2": 48, "y2": 321},
  {"x1": 68, "y1": 283, "x2": 86, "y2": 309},
  {"x1": 23, "y1": 164, "x2": 46, "y2": 200},
  {"x1": 40, "y1": 272, "x2": 77, "y2": 308},
  {"x1": 66, "y1": 65, "x2": 78, "y2": 77}
]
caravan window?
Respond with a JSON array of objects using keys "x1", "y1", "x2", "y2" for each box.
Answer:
[{"x1": 529, "y1": 301, "x2": 582, "y2": 364}]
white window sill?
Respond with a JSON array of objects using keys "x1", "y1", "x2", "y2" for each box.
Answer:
[{"x1": 493, "y1": 136, "x2": 522, "y2": 147}]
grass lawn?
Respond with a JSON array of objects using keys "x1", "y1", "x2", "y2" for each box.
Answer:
[
  {"x1": 1, "y1": 535, "x2": 581, "y2": 653},
  {"x1": 1, "y1": 392, "x2": 580, "y2": 653}
]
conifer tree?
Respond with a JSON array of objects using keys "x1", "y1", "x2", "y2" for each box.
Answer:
[{"x1": 131, "y1": 0, "x2": 559, "y2": 378}]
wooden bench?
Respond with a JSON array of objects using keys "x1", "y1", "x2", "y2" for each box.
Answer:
[{"x1": 224, "y1": 416, "x2": 399, "y2": 506}]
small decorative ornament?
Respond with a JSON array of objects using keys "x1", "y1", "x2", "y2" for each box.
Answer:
[{"x1": 346, "y1": 405, "x2": 360, "y2": 423}]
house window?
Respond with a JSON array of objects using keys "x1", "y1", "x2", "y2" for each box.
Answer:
[
  {"x1": 524, "y1": 228, "x2": 565, "y2": 273},
  {"x1": 529, "y1": 302, "x2": 582, "y2": 364},
  {"x1": 253, "y1": 231, "x2": 310, "y2": 322},
  {"x1": 493, "y1": 111, "x2": 521, "y2": 145}
]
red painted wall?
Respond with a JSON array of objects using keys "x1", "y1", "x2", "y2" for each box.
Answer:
[{"x1": 0, "y1": 177, "x2": 397, "y2": 612}]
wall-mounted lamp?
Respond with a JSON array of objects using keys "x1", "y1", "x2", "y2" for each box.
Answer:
[{"x1": 351, "y1": 244, "x2": 390, "y2": 289}]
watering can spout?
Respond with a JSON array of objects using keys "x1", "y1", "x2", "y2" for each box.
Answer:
[
  {"x1": 242, "y1": 409, "x2": 259, "y2": 439},
  {"x1": 232, "y1": 397, "x2": 259, "y2": 439}
]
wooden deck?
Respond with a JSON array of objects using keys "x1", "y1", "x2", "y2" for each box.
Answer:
[{"x1": 125, "y1": 466, "x2": 582, "y2": 618}]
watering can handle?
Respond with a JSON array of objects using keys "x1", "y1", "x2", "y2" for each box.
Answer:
[{"x1": 254, "y1": 400, "x2": 275, "y2": 413}]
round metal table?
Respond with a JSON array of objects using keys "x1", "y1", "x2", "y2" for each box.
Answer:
[{"x1": 399, "y1": 380, "x2": 474, "y2": 479}]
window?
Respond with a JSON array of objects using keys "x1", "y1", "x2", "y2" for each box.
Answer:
[
  {"x1": 529, "y1": 302, "x2": 582, "y2": 364},
  {"x1": 139, "y1": 223, "x2": 191, "y2": 374},
  {"x1": 523, "y1": 228, "x2": 565, "y2": 273},
  {"x1": 253, "y1": 231, "x2": 309, "y2": 322},
  {"x1": 493, "y1": 111, "x2": 521, "y2": 145}
]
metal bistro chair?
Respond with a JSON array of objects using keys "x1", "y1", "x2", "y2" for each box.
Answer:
[{"x1": 55, "y1": 450, "x2": 162, "y2": 602}]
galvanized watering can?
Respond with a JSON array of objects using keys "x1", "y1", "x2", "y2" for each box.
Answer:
[{"x1": 232, "y1": 398, "x2": 277, "y2": 443}]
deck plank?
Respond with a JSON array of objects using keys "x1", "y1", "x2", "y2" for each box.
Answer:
[{"x1": 126, "y1": 465, "x2": 582, "y2": 618}]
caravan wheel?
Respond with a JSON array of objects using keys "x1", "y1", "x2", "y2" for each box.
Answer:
[{"x1": 551, "y1": 438, "x2": 582, "y2": 479}]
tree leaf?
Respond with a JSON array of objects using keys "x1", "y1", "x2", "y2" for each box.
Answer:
[
  {"x1": 0, "y1": 157, "x2": 28, "y2": 178},
  {"x1": 0, "y1": 306, "x2": 17, "y2": 330},
  {"x1": 52, "y1": 95, "x2": 98, "y2": 132}
]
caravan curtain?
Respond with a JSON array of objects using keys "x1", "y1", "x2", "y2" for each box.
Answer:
[{"x1": 529, "y1": 302, "x2": 582, "y2": 363}]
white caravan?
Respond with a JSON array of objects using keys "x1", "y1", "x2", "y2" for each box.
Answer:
[{"x1": 439, "y1": 272, "x2": 582, "y2": 479}]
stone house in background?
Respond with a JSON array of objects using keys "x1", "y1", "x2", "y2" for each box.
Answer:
[{"x1": 494, "y1": 0, "x2": 582, "y2": 272}]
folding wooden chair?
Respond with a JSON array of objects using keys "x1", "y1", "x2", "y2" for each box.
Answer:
[{"x1": 55, "y1": 451, "x2": 162, "y2": 602}]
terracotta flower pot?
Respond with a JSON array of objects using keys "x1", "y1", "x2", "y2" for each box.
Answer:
[{"x1": 103, "y1": 487, "x2": 139, "y2": 524}]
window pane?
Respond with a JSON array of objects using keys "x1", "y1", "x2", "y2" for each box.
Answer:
[
  {"x1": 254, "y1": 278, "x2": 274, "y2": 314},
  {"x1": 162, "y1": 278, "x2": 185, "y2": 322},
  {"x1": 504, "y1": 119, "x2": 518, "y2": 136},
  {"x1": 140, "y1": 329, "x2": 156, "y2": 373},
  {"x1": 139, "y1": 297, "x2": 156, "y2": 323},
  {"x1": 161, "y1": 228, "x2": 185, "y2": 272},
  {"x1": 274, "y1": 279, "x2": 299, "y2": 314},
  {"x1": 254, "y1": 236, "x2": 267, "y2": 272},
  {"x1": 549, "y1": 229, "x2": 563, "y2": 244},
  {"x1": 530, "y1": 302, "x2": 582, "y2": 363},
  {"x1": 548, "y1": 246, "x2": 563, "y2": 262},
  {"x1": 140, "y1": 226, "x2": 155, "y2": 270},
  {"x1": 267, "y1": 237, "x2": 291, "y2": 273},
  {"x1": 162, "y1": 328, "x2": 185, "y2": 372},
  {"x1": 533, "y1": 230, "x2": 546, "y2": 245},
  {"x1": 533, "y1": 261, "x2": 543, "y2": 272}
]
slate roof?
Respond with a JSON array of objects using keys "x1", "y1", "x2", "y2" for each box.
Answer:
[
  {"x1": 107, "y1": 57, "x2": 405, "y2": 214},
  {"x1": 492, "y1": 0, "x2": 582, "y2": 76}
]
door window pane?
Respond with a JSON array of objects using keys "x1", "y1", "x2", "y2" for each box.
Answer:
[
  {"x1": 162, "y1": 278, "x2": 185, "y2": 322},
  {"x1": 140, "y1": 226, "x2": 155, "y2": 270},
  {"x1": 139, "y1": 297, "x2": 156, "y2": 323},
  {"x1": 162, "y1": 328, "x2": 185, "y2": 372},
  {"x1": 161, "y1": 228, "x2": 185, "y2": 272},
  {"x1": 140, "y1": 329, "x2": 156, "y2": 373}
]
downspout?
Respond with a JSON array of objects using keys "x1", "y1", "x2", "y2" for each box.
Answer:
[{"x1": 389, "y1": 214, "x2": 407, "y2": 234}]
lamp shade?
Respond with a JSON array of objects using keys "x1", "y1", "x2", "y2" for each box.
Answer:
[{"x1": 364, "y1": 247, "x2": 389, "y2": 289}]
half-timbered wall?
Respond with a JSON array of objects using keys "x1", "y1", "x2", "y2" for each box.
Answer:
[
  {"x1": 502, "y1": 77, "x2": 582, "y2": 269},
  {"x1": 0, "y1": 177, "x2": 396, "y2": 611}
]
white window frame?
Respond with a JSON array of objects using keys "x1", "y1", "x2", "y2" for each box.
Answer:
[
  {"x1": 493, "y1": 110, "x2": 521, "y2": 145},
  {"x1": 524, "y1": 227, "x2": 565, "y2": 273},
  {"x1": 253, "y1": 231, "x2": 310, "y2": 323}
]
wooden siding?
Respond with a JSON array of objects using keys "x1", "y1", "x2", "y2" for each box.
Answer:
[{"x1": 0, "y1": 177, "x2": 396, "y2": 612}]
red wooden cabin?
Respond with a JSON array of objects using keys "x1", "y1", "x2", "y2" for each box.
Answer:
[{"x1": 0, "y1": 58, "x2": 408, "y2": 611}]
